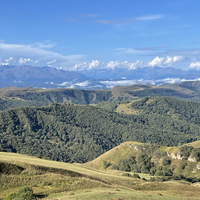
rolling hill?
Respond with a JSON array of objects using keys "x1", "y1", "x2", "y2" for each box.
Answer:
[
  {"x1": 85, "y1": 140, "x2": 200, "y2": 178},
  {"x1": 1, "y1": 97, "x2": 200, "y2": 163},
  {"x1": 1, "y1": 80, "x2": 200, "y2": 111},
  {"x1": 1, "y1": 152, "x2": 200, "y2": 200}
]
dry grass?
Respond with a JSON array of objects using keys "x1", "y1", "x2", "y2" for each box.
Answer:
[
  {"x1": 116, "y1": 102, "x2": 141, "y2": 115},
  {"x1": 84, "y1": 142, "x2": 139, "y2": 169},
  {"x1": 1, "y1": 151, "x2": 200, "y2": 199}
]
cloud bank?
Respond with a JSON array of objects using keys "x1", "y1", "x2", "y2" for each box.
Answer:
[{"x1": 70, "y1": 56, "x2": 185, "y2": 71}]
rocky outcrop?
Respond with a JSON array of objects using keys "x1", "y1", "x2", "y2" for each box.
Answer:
[
  {"x1": 166, "y1": 152, "x2": 183, "y2": 160},
  {"x1": 166, "y1": 152, "x2": 197, "y2": 163},
  {"x1": 197, "y1": 163, "x2": 200, "y2": 170},
  {"x1": 188, "y1": 155, "x2": 197, "y2": 162},
  {"x1": 120, "y1": 143, "x2": 139, "y2": 150}
]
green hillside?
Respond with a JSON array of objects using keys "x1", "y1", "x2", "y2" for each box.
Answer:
[
  {"x1": 1, "y1": 81, "x2": 200, "y2": 111},
  {"x1": 0, "y1": 87, "x2": 112, "y2": 105},
  {"x1": 85, "y1": 140, "x2": 200, "y2": 183},
  {"x1": 1, "y1": 152, "x2": 200, "y2": 200},
  {"x1": 1, "y1": 97, "x2": 200, "y2": 163}
]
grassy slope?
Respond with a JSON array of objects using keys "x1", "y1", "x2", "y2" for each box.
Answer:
[
  {"x1": 85, "y1": 141, "x2": 200, "y2": 178},
  {"x1": 85, "y1": 141, "x2": 142, "y2": 169},
  {"x1": 1, "y1": 152, "x2": 200, "y2": 200}
]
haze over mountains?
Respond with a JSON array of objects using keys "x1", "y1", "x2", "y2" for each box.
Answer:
[{"x1": 1, "y1": 64, "x2": 200, "y2": 89}]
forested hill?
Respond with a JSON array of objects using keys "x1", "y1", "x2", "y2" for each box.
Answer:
[
  {"x1": 1, "y1": 97, "x2": 200, "y2": 163},
  {"x1": 0, "y1": 87, "x2": 113, "y2": 111},
  {"x1": 1, "y1": 81, "x2": 200, "y2": 111}
]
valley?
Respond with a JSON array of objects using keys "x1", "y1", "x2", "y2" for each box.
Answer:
[{"x1": 1, "y1": 84, "x2": 200, "y2": 199}]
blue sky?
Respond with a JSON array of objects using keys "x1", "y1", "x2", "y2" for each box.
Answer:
[{"x1": 0, "y1": 0, "x2": 200, "y2": 70}]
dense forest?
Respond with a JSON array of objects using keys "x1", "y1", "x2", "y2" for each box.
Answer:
[
  {"x1": 0, "y1": 98, "x2": 47, "y2": 111},
  {"x1": 1, "y1": 97, "x2": 200, "y2": 163},
  {"x1": 8, "y1": 89, "x2": 113, "y2": 105}
]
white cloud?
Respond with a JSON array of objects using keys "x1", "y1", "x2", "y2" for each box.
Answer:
[
  {"x1": 189, "y1": 61, "x2": 200, "y2": 70},
  {"x1": 71, "y1": 56, "x2": 184, "y2": 71},
  {"x1": 35, "y1": 60, "x2": 39, "y2": 63},
  {"x1": 164, "y1": 56, "x2": 184, "y2": 66},
  {"x1": 113, "y1": 48, "x2": 152, "y2": 54},
  {"x1": 94, "y1": 14, "x2": 163, "y2": 24},
  {"x1": 47, "y1": 59, "x2": 56, "y2": 65},
  {"x1": 1, "y1": 63, "x2": 9, "y2": 66},
  {"x1": 99, "y1": 77, "x2": 200, "y2": 88},
  {"x1": 0, "y1": 58, "x2": 9, "y2": 66},
  {"x1": 137, "y1": 14, "x2": 163, "y2": 21},
  {"x1": 18, "y1": 58, "x2": 33, "y2": 64},
  {"x1": 71, "y1": 60, "x2": 145, "y2": 71},
  {"x1": 0, "y1": 42, "x2": 84, "y2": 68},
  {"x1": 148, "y1": 56, "x2": 165, "y2": 67},
  {"x1": 75, "y1": 81, "x2": 90, "y2": 87},
  {"x1": 148, "y1": 56, "x2": 184, "y2": 67},
  {"x1": 32, "y1": 41, "x2": 56, "y2": 49},
  {"x1": 5, "y1": 57, "x2": 13, "y2": 62}
]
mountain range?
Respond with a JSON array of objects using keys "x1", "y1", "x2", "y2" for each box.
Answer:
[{"x1": 1, "y1": 65, "x2": 200, "y2": 89}]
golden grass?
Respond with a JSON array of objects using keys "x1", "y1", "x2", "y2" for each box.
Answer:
[
  {"x1": 116, "y1": 102, "x2": 141, "y2": 115},
  {"x1": 187, "y1": 140, "x2": 200, "y2": 148},
  {"x1": 84, "y1": 142, "x2": 139, "y2": 169},
  {"x1": 45, "y1": 187, "x2": 185, "y2": 200},
  {"x1": 2, "y1": 152, "x2": 200, "y2": 199}
]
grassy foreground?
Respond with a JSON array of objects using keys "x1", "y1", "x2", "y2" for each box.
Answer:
[{"x1": 1, "y1": 152, "x2": 200, "y2": 200}]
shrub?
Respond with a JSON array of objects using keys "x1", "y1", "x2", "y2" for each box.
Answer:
[
  {"x1": 103, "y1": 160, "x2": 111, "y2": 169},
  {"x1": 132, "y1": 173, "x2": 140, "y2": 179},
  {"x1": 141, "y1": 164, "x2": 149, "y2": 174},
  {"x1": 172, "y1": 174, "x2": 185, "y2": 180},
  {"x1": 6, "y1": 186, "x2": 33, "y2": 200},
  {"x1": 6, "y1": 193, "x2": 16, "y2": 200},
  {"x1": 162, "y1": 157, "x2": 171, "y2": 166},
  {"x1": 131, "y1": 164, "x2": 140, "y2": 173},
  {"x1": 179, "y1": 145, "x2": 194, "y2": 160},
  {"x1": 149, "y1": 168, "x2": 156, "y2": 176},
  {"x1": 193, "y1": 148, "x2": 200, "y2": 162},
  {"x1": 111, "y1": 164, "x2": 119, "y2": 170},
  {"x1": 122, "y1": 173, "x2": 131, "y2": 177},
  {"x1": 150, "y1": 177, "x2": 155, "y2": 182},
  {"x1": 160, "y1": 151, "x2": 167, "y2": 158},
  {"x1": 180, "y1": 162, "x2": 187, "y2": 169}
]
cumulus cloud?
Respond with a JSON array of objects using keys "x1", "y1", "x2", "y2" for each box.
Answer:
[
  {"x1": 71, "y1": 60, "x2": 145, "y2": 71},
  {"x1": 164, "y1": 56, "x2": 184, "y2": 65},
  {"x1": 18, "y1": 58, "x2": 33, "y2": 64},
  {"x1": 71, "y1": 56, "x2": 185, "y2": 71},
  {"x1": 148, "y1": 56, "x2": 184, "y2": 67},
  {"x1": 0, "y1": 58, "x2": 9, "y2": 66},
  {"x1": 189, "y1": 61, "x2": 200, "y2": 70},
  {"x1": 148, "y1": 56, "x2": 165, "y2": 67},
  {"x1": 5, "y1": 57, "x2": 13, "y2": 62}
]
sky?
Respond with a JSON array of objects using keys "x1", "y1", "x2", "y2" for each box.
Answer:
[{"x1": 0, "y1": 0, "x2": 200, "y2": 70}]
